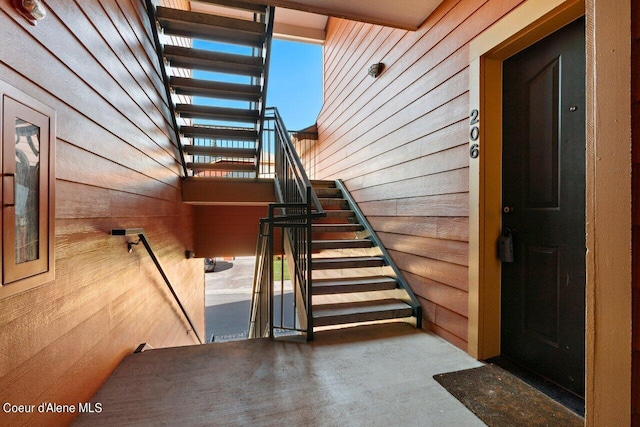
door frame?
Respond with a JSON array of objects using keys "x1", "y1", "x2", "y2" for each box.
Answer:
[{"x1": 467, "y1": 0, "x2": 631, "y2": 424}]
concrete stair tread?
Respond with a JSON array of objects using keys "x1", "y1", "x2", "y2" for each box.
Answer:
[
  {"x1": 312, "y1": 299, "x2": 413, "y2": 327},
  {"x1": 312, "y1": 224, "x2": 363, "y2": 232},
  {"x1": 318, "y1": 198, "x2": 348, "y2": 207},
  {"x1": 312, "y1": 239, "x2": 373, "y2": 250},
  {"x1": 312, "y1": 256, "x2": 384, "y2": 270},
  {"x1": 314, "y1": 187, "x2": 342, "y2": 197},
  {"x1": 310, "y1": 180, "x2": 337, "y2": 188},
  {"x1": 313, "y1": 276, "x2": 397, "y2": 294},
  {"x1": 317, "y1": 210, "x2": 355, "y2": 218}
]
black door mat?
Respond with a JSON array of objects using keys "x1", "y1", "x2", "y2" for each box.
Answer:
[
  {"x1": 434, "y1": 364, "x2": 583, "y2": 427},
  {"x1": 485, "y1": 356, "x2": 584, "y2": 417}
]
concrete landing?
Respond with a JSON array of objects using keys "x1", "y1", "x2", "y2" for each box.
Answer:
[{"x1": 74, "y1": 323, "x2": 484, "y2": 426}]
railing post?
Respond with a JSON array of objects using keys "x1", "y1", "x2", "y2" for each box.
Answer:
[
  {"x1": 268, "y1": 205, "x2": 275, "y2": 339},
  {"x1": 306, "y1": 186, "x2": 314, "y2": 340}
]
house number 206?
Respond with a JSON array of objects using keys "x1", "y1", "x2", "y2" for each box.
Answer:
[{"x1": 469, "y1": 109, "x2": 479, "y2": 159}]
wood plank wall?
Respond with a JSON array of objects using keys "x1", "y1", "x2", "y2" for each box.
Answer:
[
  {"x1": 195, "y1": 205, "x2": 270, "y2": 256},
  {"x1": 632, "y1": 0, "x2": 639, "y2": 423},
  {"x1": 0, "y1": 1, "x2": 202, "y2": 425},
  {"x1": 315, "y1": 0, "x2": 525, "y2": 349}
]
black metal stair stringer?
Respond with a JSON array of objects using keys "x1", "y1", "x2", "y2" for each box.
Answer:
[
  {"x1": 332, "y1": 180, "x2": 423, "y2": 328},
  {"x1": 144, "y1": 0, "x2": 188, "y2": 177}
]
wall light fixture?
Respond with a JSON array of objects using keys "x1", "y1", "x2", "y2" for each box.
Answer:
[{"x1": 368, "y1": 63, "x2": 384, "y2": 78}]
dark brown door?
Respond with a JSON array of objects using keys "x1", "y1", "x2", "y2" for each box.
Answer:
[{"x1": 501, "y1": 17, "x2": 585, "y2": 397}]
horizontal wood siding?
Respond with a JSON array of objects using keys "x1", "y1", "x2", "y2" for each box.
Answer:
[
  {"x1": 0, "y1": 1, "x2": 202, "y2": 425},
  {"x1": 195, "y1": 205, "x2": 269, "y2": 256},
  {"x1": 632, "y1": 0, "x2": 640, "y2": 423},
  {"x1": 316, "y1": 0, "x2": 525, "y2": 349}
]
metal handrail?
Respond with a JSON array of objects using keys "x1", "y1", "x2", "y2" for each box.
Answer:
[
  {"x1": 111, "y1": 228, "x2": 203, "y2": 344},
  {"x1": 267, "y1": 107, "x2": 324, "y2": 214}
]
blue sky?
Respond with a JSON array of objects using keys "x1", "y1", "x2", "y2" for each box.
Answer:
[
  {"x1": 191, "y1": 39, "x2": 323, "y2": 131},
  {"x1": 266, "y1": 39, "x2": 323, "y2": 130}
]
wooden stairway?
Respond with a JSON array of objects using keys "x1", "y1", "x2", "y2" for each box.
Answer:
[
  {"x1": 147, "y1": 0, "x2": 273, "y2": 177},
  {"x1": 309, "y1": 180, "x2": 420, "y2": 330}
]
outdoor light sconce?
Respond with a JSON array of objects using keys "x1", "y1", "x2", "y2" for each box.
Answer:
[
  {"x1": 368, "y1": 62, "x2": 384, "y2": 78},
  {"x1": 13, "y1": 0, "x2": 46, "y2": 25}
]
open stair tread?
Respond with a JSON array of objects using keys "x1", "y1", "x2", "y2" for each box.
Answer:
[
  {"x1": 170, "y1": 76, "x2": 261, "y2": 101},
  {"x1": 187, "y1": 161, "x2": 255, "y2": 171},
  {"x1": 191, "y1": 0, "x2": 267, "y2": 14},
  {"x1": 312, "y1": 299, "x2": 413, "y2": 327},
  {"x1": 180, "y1": 126, "x2": 258, "y2": 140},
  {"x1": 183, "y1": 145, "x2": 256, "y2": 158},
  {"x1": 313, "y1": 276, "x2": 397, "y2": 294},
  {"x1": 175, "y1": 104, "x2": 259, "y2": 123},
  {"x1": 163, "y1": 45, "x2": 263, "y2": 76},
  {"x1": 157, "y1": 6, "x2": 265, "y2": 47}
]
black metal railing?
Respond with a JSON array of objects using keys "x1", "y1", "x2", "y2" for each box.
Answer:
[
  {"x1": 254, "y1": 6, "x2": 275, "y2": 174},
  {"x1": 111, "y1": 229, "x2": 203, "y2": 344},
  {"x1": 249, "y1": 107, "x2": 324, "y2": 340}
]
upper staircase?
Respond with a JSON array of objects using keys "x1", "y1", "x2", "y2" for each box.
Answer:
[{"x1": 146, "y1": 0, "x2": 274, "y2": 177}]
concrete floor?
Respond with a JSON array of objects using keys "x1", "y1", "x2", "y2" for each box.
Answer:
[
  {"x1": 205, "y1": 257, "x2": 255, "y2": 341},
  {"x1": 74, "y1": 323, "x2": 485, "y2": 426},
  {"x1": 205, "y1": 256, "x2": 295, "y2": 342}
]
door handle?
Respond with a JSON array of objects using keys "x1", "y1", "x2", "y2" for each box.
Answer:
[
  {"x1": 3, "y1": 173, "x2": 15, "y2": 207},
  {"x1": 498, "y1": 227, "x2": 514, "y2": 263}
]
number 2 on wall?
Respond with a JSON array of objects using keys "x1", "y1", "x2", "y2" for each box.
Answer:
[{"x1": 469, "y1": 109, "x2": 479, "y2": 159}]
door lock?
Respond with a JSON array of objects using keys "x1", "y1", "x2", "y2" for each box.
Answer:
[{"x1": 498, "y1": 227, "x2": 515, "y2": 263}]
